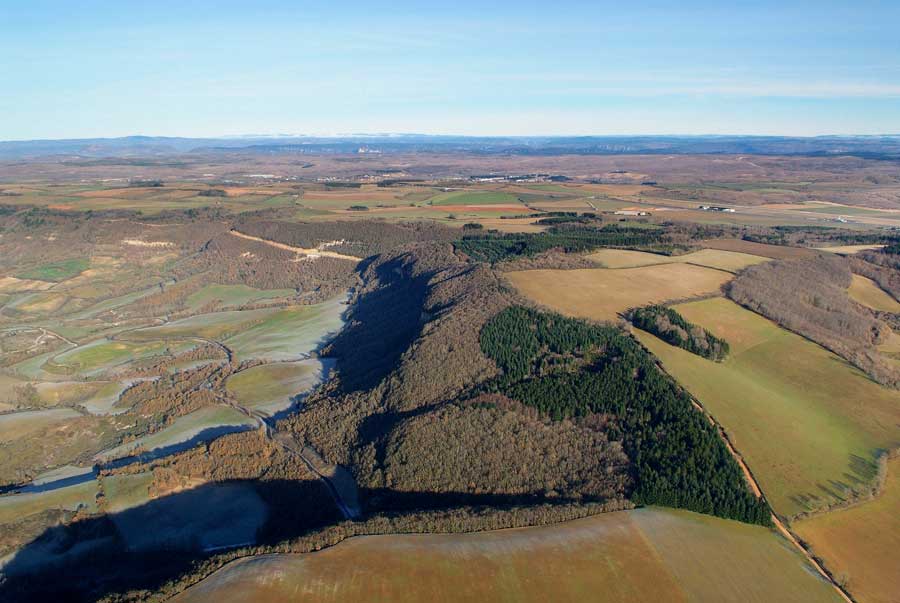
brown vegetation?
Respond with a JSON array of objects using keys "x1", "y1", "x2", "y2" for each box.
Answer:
[{"x1": 728, "y1": 254, "x2": 898, "y2": 386}]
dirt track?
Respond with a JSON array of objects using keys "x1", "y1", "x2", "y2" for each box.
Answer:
[{"x1": 229, "y1": 230, "x2": 362, "y2": 262}]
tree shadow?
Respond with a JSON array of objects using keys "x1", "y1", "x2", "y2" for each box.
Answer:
[
  {"x1": 0, "y1": 479, "x2": 588, "y2": 602},
  {"x1": 325, "y1": 253, "x2": 437, "y2": 392}
]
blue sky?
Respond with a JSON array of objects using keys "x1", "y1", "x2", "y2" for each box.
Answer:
[{"x1": 2, "y1": 1, "x2": 899, "y2": 139}]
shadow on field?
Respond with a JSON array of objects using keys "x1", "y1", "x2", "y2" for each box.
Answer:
[{"x1": 0, "y1": 478, "x2": 587, "y2": 603}]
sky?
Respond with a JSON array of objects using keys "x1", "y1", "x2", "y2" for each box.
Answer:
[{"x1": 2, "y1": 0, "x2": 899, "y2": 140}]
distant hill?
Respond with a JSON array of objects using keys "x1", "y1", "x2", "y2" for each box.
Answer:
[{"x1": 1, "y1": 134, "x2": 900, "y2": 159}]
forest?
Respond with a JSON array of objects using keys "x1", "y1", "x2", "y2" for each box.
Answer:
[
  {"x1": 475, "y1": 306, "x2": 771, "y2": 525},
  {"x1": 628, "y1": 305, "x2": 729, "y2": 361},
  {"x1": 454, "y1": 224, "x2": 682, "y2": 263}
]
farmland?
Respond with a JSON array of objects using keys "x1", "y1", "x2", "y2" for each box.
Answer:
[
  {"x1": 1, "y1": 151, "x2": 900, "y2": 602},
  {"x1": 637, "y1": 297, "x2": 900, "y2": 517},
  {"x1": 588, "y1": 248, "x2": 769, "y2": 272},
  {"x1": 176, "y1": 508, "x2": 841, "y2": 603},
  {"x1": 505, "y1": 263, "x2": 731, "y2": 321}
]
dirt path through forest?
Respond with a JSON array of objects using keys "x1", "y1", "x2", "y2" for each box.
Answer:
[{"x1": 228, "y1": 230, "x2": 362, "y2": 262}]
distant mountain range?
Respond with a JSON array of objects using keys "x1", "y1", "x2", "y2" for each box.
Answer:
[{"x1": 2, "y1": 134, "x2": 900, "y2": 160}]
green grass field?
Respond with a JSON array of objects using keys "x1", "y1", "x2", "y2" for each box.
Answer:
[
  {"x1": 636, "y1": 297, "x2": 900, "y2": 517},
  {"x1": 16, "y1": 258, "x2": 90, "y2": 282},
  {"x1": 225, "y1": 359, "x2": 330, "y2": 415},
  {"x1": 49, "y1": 339, "x2": 182, "y2": 377},
  {"x1": 102, "y1": 472, "x2": 155, "y2": 514},
  {"x1": 0, "y1": 408, "x2": 82, "y2": 443},
  {"x1": 129, "y1": 307, "x2": 277, "y2": 342},
  {"x1": 428, "y1": 191, "x2": 520, "y2": 206},
  {"x1": 176, "y1": 508, "x2": 840, "y2": 603},
  {"x1": 184, "y1": 284, "x2": 296, "y2": 311}
]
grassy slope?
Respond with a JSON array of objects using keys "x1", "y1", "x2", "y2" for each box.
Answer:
[
  {"x1": 848, "y1": 274, "x2": 900, "y2": 312},
  {"x1": 175, "y1": 508, "x2": 840, "y2": 603},
  {"x1": 637, "y1": 297, "x2": 900, "y2": 517},
  {"x1": 794, "y1": 455, "x2": 900, "y2": 603}
]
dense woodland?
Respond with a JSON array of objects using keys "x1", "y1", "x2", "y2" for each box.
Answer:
[
  {"x1": 475, "y1": 306, "x2": 770, "y2": 525},
  {"x1": 628, "y1": 305, "x2": 730, "y2": 361},
  {"x1": 455, "y1": 224, "x2": 684, "y2": 262}
]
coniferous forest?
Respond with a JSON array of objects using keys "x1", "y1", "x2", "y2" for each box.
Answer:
[
  {"x1": 628, "y1": 305, "x2": 730, "y2": 361},
  {"x1": 477, "y1": 306, "x2": 771, "y2": 525}
]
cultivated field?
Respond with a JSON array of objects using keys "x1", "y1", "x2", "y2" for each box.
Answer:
[
  {"x1": 794, "y1": 455, "x2": 900, "y2": 603},
  {"x1": 587, "y1": 248, "x2": 769, "y2": 272},
  {"x1": 175, "y1": 508, "x2": 841, "y2": 603},
  {"x1": 506, "y1": 263, "x2": 731, "y2": 321},
  {"x1": 636, "y1": 297, "x2": 900, "y2": 517}
]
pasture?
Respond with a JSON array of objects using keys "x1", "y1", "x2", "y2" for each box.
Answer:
[
  {"x1": 184, "y1": 284, "x2": 296, "y2": 312},
  {"x1": 794, "y1": 455, "x2": 900, "y2": 603},
  {"x1": 636, "y1": 297, "x2": 900, "y2": 517},
  {"x1": 429, "y1": 191, "x2": 520, "y2": 206},
  {"x1": 129, "y1": 308, "x2": 277, "y2": 342},
  {"x1": 48, "y1": 339, "x2": 182, "y2": 377},
  {"x1": 175, "y1": 508, "x2": 840, "y2": 603},
  {"x1": 506, "y1": 263, "x2": 731, "y2": 321},
  {"x1": 817, "y1": 244, "x2": 886, "y2": 255}
]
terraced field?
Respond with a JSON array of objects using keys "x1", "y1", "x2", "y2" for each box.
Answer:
[
  {"x1": 637, "y1": 297, "x2": 900, "y2": 517},
  {"x1": 176, "y1": 508, "x2": 841, "y2": 603},
  {"x1": 506, "y1": 264, "x2": 731, "y2": 321}
]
